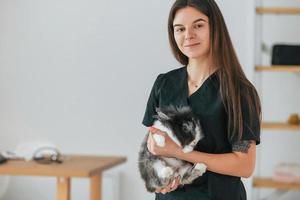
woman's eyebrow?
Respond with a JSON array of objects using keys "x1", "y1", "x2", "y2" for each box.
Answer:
[
  {"x1": 193, "y1": 18, "x2": 206, "y2": 23},
  {"x1": 173, "y1": 24, "x2": 184, "y2": 28},
  {"x1": 173, "y1": 18, "x2": 206, "y2": 27}
]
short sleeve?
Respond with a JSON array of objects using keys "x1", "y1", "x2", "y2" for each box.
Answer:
[
  {"x1": 230, "y1": 90, "x2": 260, "y2": 148},
  {"x1": 142, "y1": 74, "x2": 164, "y2": 127},
  {"x1": 239, "y1": 95, "x2": 261, "y2": 145}
]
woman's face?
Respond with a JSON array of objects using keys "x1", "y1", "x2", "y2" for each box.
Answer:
[{"x1": 173, "y1": 6, "x2": 210, "y2": 60}]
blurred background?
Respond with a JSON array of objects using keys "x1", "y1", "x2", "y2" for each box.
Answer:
[{"x1": 0, "y1": 0, "x2": 299, "y2": 199}]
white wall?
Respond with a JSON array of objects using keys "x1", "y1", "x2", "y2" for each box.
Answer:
[
  {"x1": 0, "y1": 0, "x2": 173, "y2": 199},
  {"x1": 1, "y1": 0, "x2": 297, "y2": 200}
]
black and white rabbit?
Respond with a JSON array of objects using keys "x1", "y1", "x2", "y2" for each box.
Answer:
[{"x1": 138, "y1": 106, "x2": 207, "y2": 192}]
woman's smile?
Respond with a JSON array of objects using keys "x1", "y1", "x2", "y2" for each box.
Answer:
[{"x1": 184, "y1": 43, "x2": 200, "y2": 47}]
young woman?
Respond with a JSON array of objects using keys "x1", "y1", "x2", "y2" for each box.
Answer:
[{"x1": 142, "y1": 0, "x2": 261, "y2": 200}]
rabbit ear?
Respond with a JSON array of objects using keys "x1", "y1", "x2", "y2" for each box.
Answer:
[{"x1": 155, "y1": 108, "x2": 170, "y2": 120}]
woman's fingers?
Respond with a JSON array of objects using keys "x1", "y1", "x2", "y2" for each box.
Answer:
[
  {"x1": 158, "y1": 177, "x2": 181, "y2": 194},
  {"x1": 147, "y1": 133, "x2": 156, "y2": 154},
  {"x1": 161, "y1": 189, "x2": 168, "y2": 194},
  {"x1": 169, "y1": 177, "x2": 181, "y2": 192},
  {"x1": 149, "y1": 127, "x2": 166, "y2": 136},
  {"x1": 147, "y1": 127, "x2": 167, "y2": 155},
  {"x1": 160, "y1": 186, "x2": 170, "y2": 194}
]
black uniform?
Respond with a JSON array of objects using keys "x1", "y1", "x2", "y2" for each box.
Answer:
[{"x1": 142, "y1": 67, "x2": 260, "y2": 200}]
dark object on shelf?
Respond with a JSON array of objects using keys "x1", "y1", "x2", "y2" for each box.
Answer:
[
  {"x1": 0, "y1": 153, "x2": 7, "y2": 164},
  {"x1": 272, "y1": 44, "x2": 300, "y2": 65}
]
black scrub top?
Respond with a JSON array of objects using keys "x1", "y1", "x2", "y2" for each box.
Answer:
[{"x1": 142, "y1": 66, "x2": 260, "y2": 200}]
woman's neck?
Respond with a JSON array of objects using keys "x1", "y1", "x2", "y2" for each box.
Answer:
[{"x1": 187, "y1": 57, "x2": 216, "y2": 82}]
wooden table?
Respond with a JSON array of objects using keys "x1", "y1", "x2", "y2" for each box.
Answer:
[{"x1": 0, "y1": 155, "x2": 126, "y2": 200}]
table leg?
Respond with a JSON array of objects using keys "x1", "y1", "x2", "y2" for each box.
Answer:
[
  {"x1": 57, "y1": 177, "x2": 71, "y2": 200},
  {"x1": 90, "y1": 173, "x2": 102, "y2": 200}
]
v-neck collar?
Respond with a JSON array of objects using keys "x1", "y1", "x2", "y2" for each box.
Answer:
[{"x1": 184, "y1": 66, "x2": 218, "y2": 98}]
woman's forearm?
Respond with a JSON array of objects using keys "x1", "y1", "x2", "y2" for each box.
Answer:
[{"x1": 175, "y1": 142, "x2": 256, "y2": 178}]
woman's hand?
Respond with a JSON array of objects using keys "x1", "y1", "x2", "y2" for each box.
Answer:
[
  {"x1": 147, "y1": 127, "x2": 182, "y2": 193},
  {"x1": 147, "y1": 127, "x2": 181, "y2": 158},
  {"x1": 155, "y1": 176, "x2": 181, "y2": 194}
]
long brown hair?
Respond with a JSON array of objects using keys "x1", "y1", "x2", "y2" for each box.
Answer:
[{"x1": 168, "y1": 0, "x2": 261, "y2": 141}]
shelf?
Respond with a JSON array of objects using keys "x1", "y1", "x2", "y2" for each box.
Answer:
[
  {"x1": 253, "y1": 177, "x2": 300, "y2": 190},
  {"x1": 255, "y1": 65, "x2": 300, "y2": 73},
  {"x1": 256, "y1": 7, "x2": 300, "y2": 14},
  {"x1": 262, "y1": 122, "x2": 300, "y2": 131}
]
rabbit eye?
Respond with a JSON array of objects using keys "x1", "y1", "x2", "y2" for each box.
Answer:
[
  {"x1": 182, "y1": 124, "x2": 190, "y2": 132},
  {"x1": 182, "y1": 127, "x2": 188, "y2": 132},
  {"x1": 182, "y1": 122, "x2": 192, "y2": 132}
]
